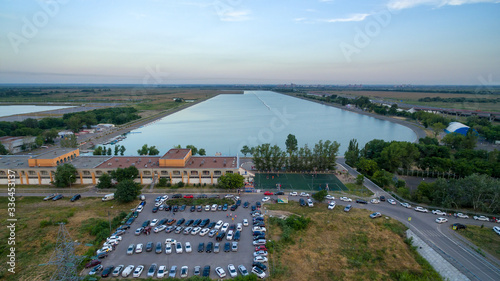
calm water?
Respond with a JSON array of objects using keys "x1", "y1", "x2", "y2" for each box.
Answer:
[
  {"x1": 106, "y1": 91, "x2": 416, "y2": 156},
  {"x1": 0, "y1": 105, "x2": 75, "y2": 117}
]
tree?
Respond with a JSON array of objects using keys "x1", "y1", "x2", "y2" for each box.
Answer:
[
  {"x1": 138, "y1": 144, "x2": 159, "y2": 155},
  {"x1": 107, "y1": 147, "x2": 112, "y2": 155},
  {"x1": 35, "y1": 135, "x2": 44, "y2": 147},
  {"x1": 380, "y1": 142, "x2": 420, "y2": 172},
  {"x1": 66, "y1": 115, "x2": 82, "y2": 133},
  {"x1": 137, "y1": 144, "x2": 149, "y2": 155},
  {"x1": 198, "y1": 148, "x2": 206, "y2": 156},
  {"x1": 110, "y1": 166, "x2": 139, "y2": 182},
  {"x1": 356, "y1": 174, "x2": 364, "y2": 185},
  {"x1": 285, "y1": 134, "x2": 298, "y2": 156},
  {"x1": 0, "y1": 143, "x2": 9, "y2": 155},
  {"x1": 344, "y1": 139, "x2": 360, "y2": 166},
  {"x1": 356, "y1": 158, "x2": 379, "y2": 176},
  {"x1": 312, "y1": 190, "x2": 328, "y2": 202},
  {"x1": 148, "y1": 145, "x2": 160, "y2": 155},
  {"x1": 119, "y1": 145, "x2": 126, "y2": 155},
  {"x1": 217, "y1": 173, "x2": 245, "y2": 189},
  {"x1": 60, "y1": 134, "x2": 78, "y2": 148},
  {"x1": 157, "y1": 178, "x2": 169, "y2": 187},
  {"x1": 431, "y1": 122, "x2": 446, "y2": 138},
  {"x1": 96, "y1": 173, "x2": 113, "y2": 189},
  {"x1": 114, "y1": 145, "x2": 119, "y2": 155},
  {"x1": 43, "y1": 128, "x2": 59, "y2": 143},
  {"x1": 186, "y1": 145, "x2": 198, "y2": 155},
  {"x1": 115, "y1": 179, "x2": 141, "y2": 203},
  {"x1": 53, "y1": 163, "x2": 77, "y2": 187},
  {"x1": 240, "y1": 145, "x2": 252, "y2": 157}
]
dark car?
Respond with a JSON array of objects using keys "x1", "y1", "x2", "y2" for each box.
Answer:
[
  {"x1": 253, "y1": 262, "x2": 267, "y2": 271},
  {"x1": 158, "y1": 218, "x2": 167, "y2": 225},
  {"x1": 206, "y1": 242, "x2": 213, "y2": 253},
  {"x1": 243, "y1": 201, "x2": 249, "y2": 208},
  {"x1": 52, "y1": 194, "x2": 63, "y2": 201},
  {"x1": 192, "y1": 219, "x2": 201, "y2": 227},
  {"x1": 196, "y1": 205, "x2": 203, "y2": 212},
  {"x1": 254, "y1": 235, "x2": 266, "y2": 240},
  {"x1": 70, "y1": 194, "x2": 81, "y2": 202},
  {"x1": 230, "y1": 205, "x2": 237, "y2": 211},
  {"x1": 224, "y1": 242, "x2": 231, "y2": 252},
  {"x1": 113, "y1": 229, "x2": 126, "y2": 236},
  {"x1": 236, "y1": 199, "x2": 241, "y2": 206},
  {"x1": 200, "y1": 219, "x2": 210, "y2": 227},
  {"x1": 222, "y1": 204, "x2": 228, "y2": 211},
  {"x1": 85, "y1": 259, "x2": 101, "y2": 268},
  {"x1": 356, "y1": 199, "x2": 368, "y2": 204},
  {"x1": 146, "y1": 242, "x2": 154, "y2": 252},
  {"x1": 379, "y1": 195, "x2": 386, "y2": 201},
  {"x1": 132, "y1": 211, "x2": 139, "y2": 218},
  {"x1": 207, "y1": 222, "x2": 216, "y2": 228},
  {"x1": 190, "y1": 205, "x2": 196, "y2": 212},
  {"x1": 201, "y1": 194, "x2": 208, "y2": 198},
  {"x1": 256, "y1": 202, "x2": 261, "y2": 208},
  {"x1": 101, "y1": 266, "x2": 114, "y2": 278},
  {"x1": 275, "y1": 191, "x2": 285, "y2": 195},
  {"x1": 254, "y1": 222, "x2": 265, "y2": 227},
  {"x1": 253, "y1": 231, "x2": 265, "y2": 236},
  {"x1": 180, "y1": 205, "x2": 186, "y2": 211},
  {"x1": 125, "y1": 218, "x2": 135, "y2": 225},
  {"x1": 155, "y1": 242, "x2": 162, "y2": 254},
  {"x1": 184, "y1": 219, "x2": 194, "y2": 227},
  {"x1": 172, "y1": 205, "x2": 179, "y2": 212},
  {"x1": 96, "y1": 252, "x2": 108, "y2": 259},
  {"x1": 251, "y1": 205, "x2": 257, "y2": 211},
  {"x1": 142, "y1": 220, "x2": 151, "y2": 228},
  {"x1": 452, "y1": 223, "x2": 467, "y2": 230},
  {"x1": 152, "y1": 206, "x2": 159, "y2": 213},
  {"x1": 344, "y1": 205, "x2": 352, "y2": 212},
  {"x1": 172, "y1": 194, "x2": 182, "y2": 198},
  {"x1": 254, "y1": 216, "x2": 264, "y2": 221},
  {"x1": 176, "y1": 218, "x2": 186, "y2": 226},
  {"x1": 164, "y1": 205, "x2": 171, "y2": 211},
  {"x1": 202, "y1": 266, "x2": 211, "y2": 277},
  {"x1": 216, "y1": 232, "x2": 226, "y2": 241},
  {"x1": 198, "y1": 242, "x2": 205, "y2": 253},
  {"x1": 234, "y1": 230, "x2": 241, "y2": 241}
]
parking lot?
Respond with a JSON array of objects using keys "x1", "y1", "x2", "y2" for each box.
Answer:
[{"x1": 90, "y1": 193, "x2": 259, "y2": 278}]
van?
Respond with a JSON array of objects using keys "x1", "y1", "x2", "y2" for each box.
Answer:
[
  {"x1": 102, "y1": 193, "x2": 114, "y2": 201},
  {"x1": 139, "y1": 195, "x2": 146, "y2": 201}
]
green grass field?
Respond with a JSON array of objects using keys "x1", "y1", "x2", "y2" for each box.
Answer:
[{"x1": 254, "y1": 172, "x2": 347, "y2": 192}]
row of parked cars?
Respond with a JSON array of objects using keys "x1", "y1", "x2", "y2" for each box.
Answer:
[
  {"x1": 247, "y1": 203, "x2": 268, "y2": 279},
  {"x1": 43, "y1": 193, "x2": 81, "y2": 201}
]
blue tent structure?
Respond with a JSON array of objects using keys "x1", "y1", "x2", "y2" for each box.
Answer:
[{"x1": 445, "y1": 122, "x2": 475, "y2": 136}]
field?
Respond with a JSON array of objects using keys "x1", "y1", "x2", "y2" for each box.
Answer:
[
  {"x1": 0, "y1": 196, "x2": 137, "y2": 281},
  {"x1": 254, "y1": 173, "x2": 347, "y2": 192},
  {"x1": 265, "y1": 201, "x2": 442, "y2": 281},
  {"x1": 457, "y1": 225, "x2": 500, "y2": 260}
]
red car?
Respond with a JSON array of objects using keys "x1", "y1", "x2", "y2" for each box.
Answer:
[
  {"x1": 264, "y1": 191, "x2": 273, "y2": 195},
  {"x1": 85, "y1": 259, "x2": 101, "y2": 268},
  {"x1": 184, "y1": 194, "x2": 194, "y2": 199},
  {"x1": 255, "y1": 245, "x2": 268, "y2": 252}
]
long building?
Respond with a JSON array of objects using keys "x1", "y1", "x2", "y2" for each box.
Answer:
[{"x1": 0, "y1": 148, "x2": 241, "y2": 186}]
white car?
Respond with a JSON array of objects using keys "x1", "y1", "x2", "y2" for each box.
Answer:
[
  {"x1": 215, "y1": 220, "x2": 224, "y2": 230},
  {"x1": 175, "y1": 242, "x2": 183, "y2": 253},
  {"x1": 370, "y1": 199, "x2": 380, "y2": 204},
  {"x1": 183, "y1": 227, "x2": 193, "y2": 235},
  {"x1": 227, "y1": 264, "x2": 237, "y2": 278},
  {"x1": 191, "y1": 227, "x2": 202, "y2": 235},
  {"x1": 307, "y1": 198, "x2": 314, "y2": 207},
  {"x1": 157, "y1": 265, "x2": 167, "y2": 278},
  {"x1": 290, "y1": 192, "x2": 298, "y2": 196},
  {"x1": 252, "y1": 266, "x2": 266, "y2": 278},
  {"x1": 432, "y1": 210, "x2": 447, "y2": 215},
  {"x1": 435, "y1": 217, "x2": 448, "y2": 224},
  {"x1": 165, "y1": 238, "x2": 177, "y2": 245},
  {"x1": 300, "y1": 192, "x2": 310, "y2": 197},
  {"x1": 326, "y1": 195, "x2": 335, "y2": 200},
  {"x1": 112, "y1": 265, "x2": 124, "y2": 277},
  {"x1": 493, "y1": 226, "x2": 500, "y2": 235},
  {"x1": 238, "y1": 265, "x2": 249, "y2": 276},
  {"x1": 401, "y1": 202, "x2": 411, "y2": 208},
  {"x1": 225, "y1": 194, "x2": 234, "y2": 198},
  {"x1": 243, "y1": 219, "x2": 249, "y2": 226},
  {"x1": 253, "y1": 256, "x2": 268, "y2": 263},
  {"x1": 455, "y1": 213, "x2": 469, "y2": 219},
  {"x1": 154, "y1": 225, "x2": 167, "y2": 232},
  {"x1": 180, "y1": 266, "x2": 189, "y2": 278},
  {"x1": 211, "y1": 204, "x2": 218, "y2": 211},
  {"x1": 262, "y1": 196, "x2": 270, "y2": 202},
  {"x1": 215, "y1": 267, "x2": 227, "y2": 278},
  {"x1": 473, "y1": 216, "x2": 489, "y2": 221},
  {"x1": 253, "y1": 250, "x2": 268, "y2": 257},
  {"x1": 155, "y1": 201, "x2": 162, "y2": 207},
  {"x1": 107, "y1": 235, "x2": 122, "y2": 242},
  {"x1": 165, "y1": 243, "x2": 173, "y2": 254},
  {"x1": 221, "y1": 223, "x2": 229, "y2": 233},
  {"x1": 135, "y1": 243, "x2": 143, "y2": 253},
  {"x1": 328, "y1": 202, "x2": 336, "y2": 210},
  {"x1": 237, "y1": 223, "x2": 243, "y2": 231},
  {"x1": 340, "y1": 197, "x2": 352, "y2": 202},
  {"x1": 150, "y1": 219, "x2": 159, "y2": 227},
  {"x1": 199, "y1": 228, "x2": 210, "y2": 236},
  {"x1": 387, "y1": 199, "x2": 396, "y2": 205},
  {"x1": 253, "y1": 226, "x2": 266, "y2": 232},
  {"x1": 227, "y1": 230, "x2": 234, "y2": 241},
  {"x1": 414, "y1": 206, "x2": 429, "y2": 213},
  {"x1": 133, "y1": 265, "x2": 144, "y2": 277},
  {"x1": 136, "y1": 205, "x2": 144, "y2": 212},
  {"x1": 209, "y1": 229, "x2": 218, "y2": 237},
  {"x1": 205, "y1": 205, "x2": 211, "y2": 211},
  {"x1": 185, "y1": 242, "x2": 192, "y2": 253},
  {"x1": 121, "y1": 265, "x2": 135, "y2": 277}
]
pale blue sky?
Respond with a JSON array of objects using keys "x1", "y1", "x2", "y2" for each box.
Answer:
[{"x1": 0, "y1": 0, "x2": 499, "y2": 85}]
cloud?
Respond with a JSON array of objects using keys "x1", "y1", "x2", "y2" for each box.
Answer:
[
  {"x1": 220, "y1": 10, "x2": 251, "y2": 22},
  {"x1": 387, "y1": 0, "x2": 500, "y2": 10},
  {"x1": 322, "y1": 13, "x2": 371, "y2": 23}
]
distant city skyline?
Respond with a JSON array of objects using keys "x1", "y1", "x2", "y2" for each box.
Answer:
[{"x1": 1, "y1": 0, "x2": 499, "y2": 85}]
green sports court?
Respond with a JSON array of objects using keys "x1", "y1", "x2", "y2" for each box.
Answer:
[{"x1": 253, "y1": 172, "x2": 347, "y2": 192}]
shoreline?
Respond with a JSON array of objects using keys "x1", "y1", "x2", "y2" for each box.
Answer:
[{"x1": 282, "y1": 92, "x2": 428, "y2": 142}]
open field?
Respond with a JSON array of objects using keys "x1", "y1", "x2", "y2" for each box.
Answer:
[
  {"x1": 254, "y1": 173, "x2": 347, "y2": 192},
  {"x1": 265, "y1": 201, "x2": 442, "y2": 281},
  {"x1": 457, "y1": 225, "x2": 500, "y2": 260},
  {"x1": 0, "y1": 196, "x2": 138, "y2": 281}
]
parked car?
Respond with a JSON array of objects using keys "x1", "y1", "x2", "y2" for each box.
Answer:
[
  {"x1": 435, "y1": 217, "x2": 448, "y2": 224},
  {"x1": 252, "y1": 262, "x2": 267, "y2": 271},
  {"x1": 157, "y1": 265, "x2": 167, "y2": 278},
  {"x1": 252, "y1": 266, "x2": 266, "y2": 279},
  {"x1": 43, "y1": 193, "x2": 57, "y2": 201},
  {"x1": 254, "y1": 256, "x2": 268, "y2": 263},
  {"x1": 238, "y1": 265, "x2": 249, "y2": 276},
  {"x1": 147, "y1": 264, "x2": 157, "y2": 277},
  {"x1": 356, "y1": 199, "x2": 367, "y2": 204},
  {"x1": 370, "y1": 199, "x2": 380, "y2": 204},
  {"x1": 307, "y1": 199, "x2": 314, "y2": 207},
  {"x1": 326, "y1": 195, "x2": 335, "y2": 200},
  {"x1": 127, "y1": 244, "x2": 135, "y2": 255},
  {"x1": 176, "y1": 242, "x2": 183, "y2": 253},
  {"x1": 452, "y1": 223, "x2": 467, "y2": 230},
  {"x1": 215, "y1": 267, "x2": 227, "y2": 278},
  {"x1": 146, "y1": 241, "x2": 154, "y2": 252},
  {"x1": 89, "y1": 264, "x2": 103, "y2": 275},
  {"x1": 85, "y1": 259, "x2": 101, "y2": 268},
  {"x1": 340, "y1": 196, "x2": 352, "y2": 202},
  {"x1": 112, "y1": 265, "x2": 124, "y2": 277},
  {"x1": 264, "y1": 191, "x2": 274, "y2": 195},
  {"x1": 493, "y1": 226, "x2": 500, "y2": 235},
  {"x1": 206, "y1": 242, "x2": 213, "y2": 253},
  {"x1": 155, "y1": 242, "x2": 163, "y2": 254},
  {"x1": 387, "y1": 198, "x2": 396, "y2": 205},
  {"x1": 369, "y1": 212, "x2": 382, "y2": 219},
  {"x1": 473, "y1": 216, "x2": 489, "y2": 221},
  {"x1": 154, "y1": 225, "x2": 167, "y2": 233},
  {"x1": 290, "y1": 191, "x2": 298, "y2": 196},
  {"x1": 432, "y1": 210, "x2": 447, "y2": 215},
  {"x1": 70, "y1": 194, "x2": 81, "y2": 202},
  {"x1": 328, "y1": 202, "x2": 336, "y2": 210},
  {"x1": 455, "y1": 213, "x2": 469, "y2": 219},
  {"x1": 379, "y1": 195, "x2": 386, "y2": 201},
  {"x1": 193, "y1": 266, "x2": 201, "y2": 276},
  {"x1": 202, "y1": 266, "x2": 211, "y2": 277},
  {"x1": 52, "y1": 194, "x2": 64, "y2": 201},
  {"x1": 400, "y1": 202, "x2": 411, "y2": 208},
  {"x1": 135, "y1": 243, "x2": 143, "y2": 253},
  {"x1": 185, "y1": 242, "x2": 192, "y2": 253},
  {"x1": 121, "y1": 265, "x2": 135, "y2": 277},
  {"x1": 415, "y1": 206, "x2": 429, "y2": 213},
  {"x1": 300, "y1": 192, "x2": 310, "y2": 197},
  {"x1": 133, "y1": 265, "x2": 144, "y2": 277},
  {"x1": 227, "y1": 264, "x2": 237, "y2": 278},
  {"x1": 180, "y1": 266, "x2": 189, "y2": 278},
  {"x1": 224, "y1": 242, "x2": 231, "y2": 252},
  {"x1": 169, "y1": 265, "x2": 177, "y2": 278},
  {"x1": 299, "y1": 198, "x2": 306, "y2": 206}
]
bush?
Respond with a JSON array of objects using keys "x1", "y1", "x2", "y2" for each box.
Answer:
[{"x1": 177, "y1": 181, "x2": 185, "y2": 188}]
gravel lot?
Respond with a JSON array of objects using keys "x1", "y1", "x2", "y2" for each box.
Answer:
[{"x1": 89, "y1": 193, "x2": 260, "y2": 279}]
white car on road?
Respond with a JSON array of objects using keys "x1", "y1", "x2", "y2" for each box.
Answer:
[
  {"x1": 326, "y1": 195, "x2": 335, "y2": 200},
  {"x1": 387, "y1": 199, "x2": 396, "y2": 205},
  {"x1": 414, "y1": 206, "x2": 429, "y2": 213},
  {"x1": 262, "y1": 197, "x2": 270, "y2": 202},
  {"x1": 370, "y1": 199, "x2": 380, "y2": 204},
  {"x1": 243, "y1": 219, "x2": 249, "y2": 226},
  {"x1": 493, "y1": 226, "x2": 500, "y2": 235},
  {"x1": 401, "y1": 202, "x2": 411, "y2": 208},
  {"x1": 435, "y1": 217, "x2": 448, "y2": 224},
  {"x1": 473, "y1": 216, "x2": 489, "y2": 221},
  {"x1": 290, "y1": 192, "x2": 298, "y2": 196},
  {"x1": 300, "y1": 192, "x2": 310, "y2": 197},
  {"x1": 455, "y1": 213, "x2": 469, "y2": 219},
  {"x1": 340, "y1": 197, "x2": 352, "y2": 202},
  {"x1": 328, "y1": 202, "x2": 336, "y2": 210},
  {"x1": 135, "y1": 243, "x2": 143, "y2": 253},
  {"x1": 432, "y1": 210, "x2": 447, "y2": 215}
]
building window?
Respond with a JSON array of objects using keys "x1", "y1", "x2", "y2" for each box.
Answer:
[
  {"x1": 214, "y1": 170, "x2": 221, "y2": 176},
  {"x1": 161, "y1": 170, "x2": 168, "y2": 175},
  {"x1": 0, "y1": 171, "x2": 6, "y2": 175},
  {"x1": 202, "y1": 170, "x2": 210, "y2": 176},
  {"x1": 83, "y1": 171, "x2": 90, "y2": 175},
  {"x1": 95, "y1": 171, "x2": 102, "y2": 176},
  {"x1": 143, "y1": 171, "x2": 151, "y2": 175},
  {"x1": 173, "y1": 170, "x2": 180, "y2": 175},
  {"x1": 190, "y1": 171, "x2": 198, "y2": 176},
  {"x1": 226, "y1": 171, "x2": 233, "y2": 174},
  {"x1": 41, "y1": 171, "x2": 48, "y2": 175},
  {"x1": 183, "y1": 171, "x2": 188, "y2": 176},
  {"x1": 28, "y1": 171, "x2": 36, "y2": 176}
]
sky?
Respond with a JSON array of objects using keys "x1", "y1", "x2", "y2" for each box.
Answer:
[{"x1": 0, "y1": 0, "x2": 499, "y2": 85}]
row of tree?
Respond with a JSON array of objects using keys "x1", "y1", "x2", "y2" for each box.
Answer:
[
  {"x1": 62, "y1": 107, "x2": 140, "y2": 132},
  {"x1": 94, "y1": 145, "x2": 126, "y2": 156}
]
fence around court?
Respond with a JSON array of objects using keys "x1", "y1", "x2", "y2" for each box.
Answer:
[{"x1": 253, "y1": 172, "x2": 347, "y2": 192}]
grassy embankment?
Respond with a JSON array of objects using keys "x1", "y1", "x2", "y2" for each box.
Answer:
[
  {"x1": 265, "y1": 201, "x2": 442, "y2": 281},
  {"x1": 0, "y1": 196, "x2": 137, "y2": 281},
  {"x1": 456, "y1": 225, "x2": 500, "y2": 260}
]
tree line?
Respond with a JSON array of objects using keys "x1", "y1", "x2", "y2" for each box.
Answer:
[{"x1": 418, "y1": 96, "x2": 500, "y2": 103}]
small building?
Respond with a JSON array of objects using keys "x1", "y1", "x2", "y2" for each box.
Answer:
[{"x1": 0, "y1": 136, "x2": 36, "y2": 154}]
